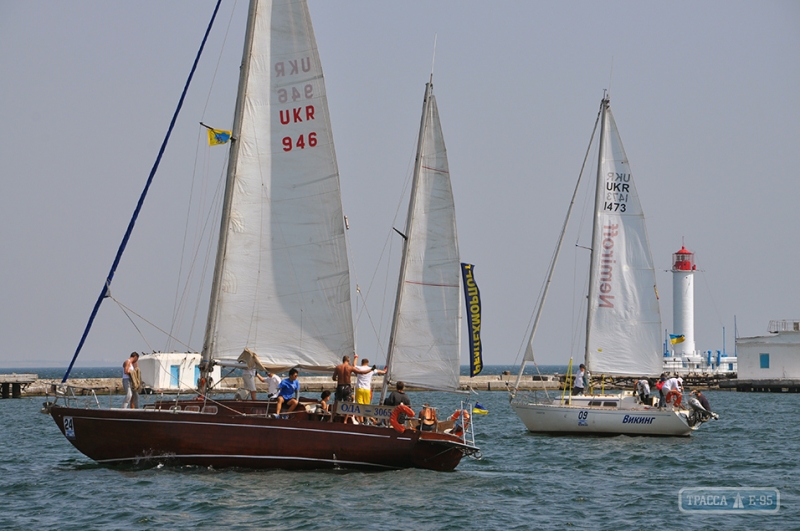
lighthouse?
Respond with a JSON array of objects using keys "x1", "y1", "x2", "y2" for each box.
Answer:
[{"x1": 671, "y1": 246, "x2": 697, "y2": 356}]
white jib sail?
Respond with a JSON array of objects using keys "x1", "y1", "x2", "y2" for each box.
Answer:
[
  {"x1": 388, "y1": 86, "x2": 462, "y2": 391},
  {"x1": 208, "y1": 0, "x2": 354, "y2": 371},
  {"x1": 585, "y1": 101, "x2": 662, "y2": 377}
]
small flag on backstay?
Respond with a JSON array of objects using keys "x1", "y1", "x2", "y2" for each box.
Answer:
[
  {"x1": 201, "y1": 122, "x2": 231, "y2": 146},
  {"x1": 207, "y1": 128, "x2": 231, "y2": 146}
]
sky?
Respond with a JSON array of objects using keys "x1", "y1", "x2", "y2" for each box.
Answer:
[{"x1": 1, "y1": 0, "x2": 798, "y2": 370}]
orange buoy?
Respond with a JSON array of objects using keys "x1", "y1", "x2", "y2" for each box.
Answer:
[
  {"x1": 390, "y1": 404, "x2": 415, "y2": 433},
  {"x1": 666, "y1": 389, "x2": 683, "y2": 408}
]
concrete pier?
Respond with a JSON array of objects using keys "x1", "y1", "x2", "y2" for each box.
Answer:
[
  {"x1": 0, "y1": 374, "x2": 37, "y2": 398},
  {"x1": 11, "y1": 371, "x2": 744, "y2": 398},
  {"x1": 720, "y1": 379, "x2": 800, "y2": 392},
  {"x1": 16, "y1": 373, "x2": 561, "y2": 397}
]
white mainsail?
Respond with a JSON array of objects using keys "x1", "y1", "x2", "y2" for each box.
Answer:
[
  {"x1": 584, "y1": 99, "x2": 662, "y2": 376},
  {"x1": 386, "y1": 82, "x2": 462, "y2": 391},
  {"x1": 204, "y1": 0, "x2": 354, "y2": 371}
]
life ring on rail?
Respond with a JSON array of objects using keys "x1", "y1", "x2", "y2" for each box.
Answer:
[
  {"x1": 666, "y1": 389, "x2": 683, "y2": 408},
  {"x1": 390, "y1": 404, "x2": 415, "y2": 433},
  {"x1": 450, "y1": 409, "x2": 471, "y2": 436}
]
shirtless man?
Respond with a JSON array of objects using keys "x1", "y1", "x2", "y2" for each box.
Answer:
[{"x1": 332, "y1": 354, "x2": 370, "y2": 402}]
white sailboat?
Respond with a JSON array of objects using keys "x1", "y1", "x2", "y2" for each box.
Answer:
[
  {"x1": 45, "y1": 0, "x2": 477, "y2": 471},
  {"x1": 510, "y1": 96, "x2": 715, "y2": 436},
  {"x1": 381, "y1": 76, "x2": 463, "y2": 397}
]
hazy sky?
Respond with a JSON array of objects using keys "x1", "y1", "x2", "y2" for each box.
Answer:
[{"x1": 1, "y1": 1, "x2": 798, "y2": 369}]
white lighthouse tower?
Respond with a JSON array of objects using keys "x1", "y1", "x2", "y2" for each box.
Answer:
[{"x1": 671, "y1": 246, "x2": 696, "y2": 356}]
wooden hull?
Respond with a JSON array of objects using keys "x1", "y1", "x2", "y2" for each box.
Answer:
[
  {"x1": 48, "y1": 401, "x2": 475, "y2": 471},
  {"x1": 510, "y1": 399, "x2": 695, "y2": 436}
]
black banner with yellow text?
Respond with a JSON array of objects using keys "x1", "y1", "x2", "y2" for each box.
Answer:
[{"x1": 461, "y1": 263, "x2": 483, "y2": 376}]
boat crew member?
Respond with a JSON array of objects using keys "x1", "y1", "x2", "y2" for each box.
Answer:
[
  {"x1": 635, "y1": 378, "x2": 651, "y2": 405},
  {"x1": 572, "y1": 364, "x2": 587, "y2": 395},
  {"x1": 122, "y1": 352, "x2": 140, "y2": 409},
  {"x1": 354, "y1": 358, "x2": 386, "y2": 424},
  {"x1": 317, "y1": 390, "x2": 332, "y2": 412},
  {"x1": 332, "y1": 354, "x2": 370, "y2": 402},
  {"x1": 656, "y1": 375, "x2": 666, "y2": 407},
  {"x1": 238, "y1": 347, "x2": 267, "y2": 400},
  {"x1": 384, "y1": 382, "x2": 412, "y2": 427},
  {"x1": 266, "y1": 372, "x2": 281, "y2": 399},
  {"x1": 275, "y1": 368, "x2": 300, "y2": 417},
  {"x1": 418, "y1": 404, "x2": 437, "y2": 432},
  {"x1": 243, "y1": 367, "x2": 266, "y2": 400},
  {"x1": 663, "y1": 376, "x2": 683, "y2": 408},
  {"x1": 383, "y1": 381, "x2": 411, "y2": 406},
  {"x1": 694, "y1": 390, "x2": 712, "y2": 413}
]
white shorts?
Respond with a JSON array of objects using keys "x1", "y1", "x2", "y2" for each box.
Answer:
[{"x1": 242, "y1": 369, "x2": 257, "y2": 391}]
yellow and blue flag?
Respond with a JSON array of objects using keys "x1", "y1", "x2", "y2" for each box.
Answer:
[
  {"x1": 207, "y1": 127, "x2": 231, "y2": 146},
  {"x1": 472, "y1": 403, "x2": 488, "y2": 415},
  {"x1": 669, "y1": 334, "x2": 686, "y2": 345}
]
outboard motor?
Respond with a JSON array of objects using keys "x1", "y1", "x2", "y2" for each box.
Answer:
[{"x1": 687, "y1": 396, "x2": 719, "y2": 426}]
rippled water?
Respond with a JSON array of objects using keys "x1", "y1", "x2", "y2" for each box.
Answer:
[{"x1": 1, "y1": 368, "x2": 797, "y2": 530}]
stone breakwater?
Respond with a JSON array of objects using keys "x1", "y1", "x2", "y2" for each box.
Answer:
[{"x1": 21, "y1": 375, "x2": 561, "y2": 396}]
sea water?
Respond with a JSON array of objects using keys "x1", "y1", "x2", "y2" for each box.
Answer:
[{"x1": 0, "y1": 366, "x2": 797, "y2": 530}]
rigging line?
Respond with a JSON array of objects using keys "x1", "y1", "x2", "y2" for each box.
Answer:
[
  {"x1": 353, "y1": 207, "x2": 395, "y2": 330},
  {"x1": 170, "y1": 148, "x2": 228, "y2": 352},
  {"x1": 699, "y1": 270, "x2": 725, "y2": 326},
  {"x1": 346, "y1": 219, "x2": 387, "y2": 361},
  {"x1": 112, "y1": 298, "x2": 155, "y2": 353},
  {"x1": 189, "y1": 167, "x2": 227, "y2": 345},
  {"x1": 202, "y1": 0, "x2": 239, "y2": 118},
  {"x1": 168, "y1": 125, "x2": 205, "y2": 351},
  {"x1": 571, "y1": 248, "x2": 582, "y2": 356},
  {"x1": 571, "y1": 103, "x2": 603, "y2": 358},
  {"x1": 111, "y1": 296, "x2": 195, "y2": 352},
  {"x1": 344, "y1": 215, "x2": 360, "y2": 354},
  {"x1": 378, "y1": 110, "x2": 426, "y2": 345},
  {"x1": 61, "y1": 0, "x2": 223, "y2": 383},
  {"x1": 354, "y1": 126, "x2": 418, "y2": 359},
  {"x1": 517, "y1": 102, "x2": 602, "y2": 370}
]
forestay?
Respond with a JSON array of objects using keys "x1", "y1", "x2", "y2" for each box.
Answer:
[
  {"x1": 584, "y1": 101, "x2": 662, "y2": 377},
  {"x1": 206, "y1": 0, "x2": 353, "y2": 371},
  {"x1": 388, "y1": 84, "x2": 462, "y2": 391}
]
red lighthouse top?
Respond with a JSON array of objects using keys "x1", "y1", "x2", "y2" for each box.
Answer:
[{"x1": 672, "y1": 246, "x2": 696, "y2": 271}]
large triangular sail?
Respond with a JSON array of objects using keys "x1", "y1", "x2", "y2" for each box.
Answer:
[
  {"x1": 203, "y1": 0, "x2": 354, "y2": 371},
  {"x1": 385, "y1": 81, "x2": 462, "y2": 391},
  {"x1": 584, "y1": 99, "x2": 662, "y2": 376}
]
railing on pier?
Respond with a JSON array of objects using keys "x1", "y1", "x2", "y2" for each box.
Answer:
[{"x1": 768, "y1": 320, "x2": 800, "y2": 333}]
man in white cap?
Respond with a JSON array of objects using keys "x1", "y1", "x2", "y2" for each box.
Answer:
[{"x1": 662, "y1": 376, "x2": 684, "y2": 408}]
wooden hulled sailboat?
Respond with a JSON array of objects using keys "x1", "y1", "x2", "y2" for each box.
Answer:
[
  {"x1": 509, "y1": 96, "x2": 717, "y2": 436},
  {"x1": 45, "y1": 0, "x2": 478, "y2": 471}
]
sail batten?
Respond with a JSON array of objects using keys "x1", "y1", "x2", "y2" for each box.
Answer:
[
  {"x1": 386, "y1": 86, "x2": 462, "y2": 392},
  {"x1": 585, "y1": 99, "x2": 662, "y2": 377},
  {"x1": 206, "y1": 0, "x2": 354, "y2": 371}
]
